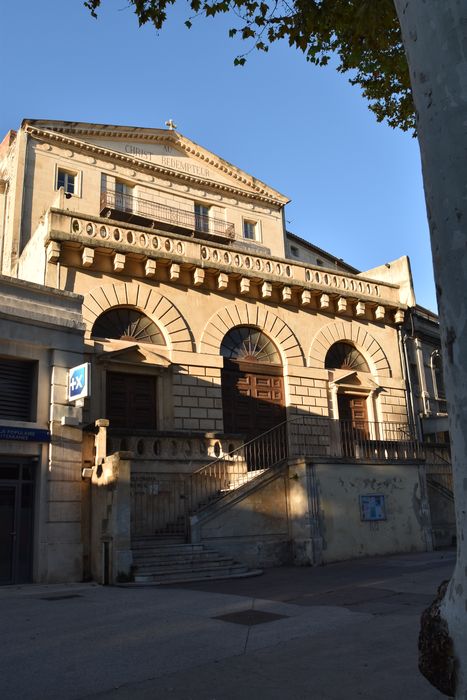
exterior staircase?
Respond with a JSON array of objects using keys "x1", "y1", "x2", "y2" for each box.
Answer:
[{"x1": 130, "y1": 536, "x2": 262, "y2": 584}]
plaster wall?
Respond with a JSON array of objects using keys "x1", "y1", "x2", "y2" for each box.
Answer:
[
  {"x1": 313, "y1": 461, "x2": 431, "y2": 563},
  {"x1": 194, "y1": 470, "x2": 292, "y2": 568}
]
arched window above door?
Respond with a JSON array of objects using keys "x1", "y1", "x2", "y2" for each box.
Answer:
[
  {"x1": 220, "y1": 326, "x2": 281, "y2": 364},
  {"x1": 325, "y1": 342, "x2": 370, "y2": 373},
  {"x1": 91, "y1": 307, "x2": 165, "y2": 345}
]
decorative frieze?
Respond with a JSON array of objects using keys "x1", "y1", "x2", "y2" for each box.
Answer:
[
  {"x1": 356, "y1": 301, "x2": 366, "y2": 317},
  {"x1": 82, "y1": 247, "x2": 95, "y2": 268},
  {"x1": 240, "y1": 277, "x2": 250, "y2": 295},
  {"x1": 375, "y1": 305, "x2": 385, "y2": 321},
  {"x1": 337, "y1": 297, "x2": 347, "y2": 314},
  {"x1": 217, "y1": 273, "x2": 228, "y2": 290},
  {"x1": 193, "y1": 268, "x2": 205, "y2": 287},
  {"x1": 145, "y1": 259, "x2": 157, "y2": 278},
  {"x1": 49, "y1": 212, "x2": 407, "y2": 324},
  {"x1": 113, "y1": 253, "x2": 125, "y2": 272},
  {"x1": 46, "y1": 241, "x2": 61, "y2": 263},
  {"x1": 394, "y1": 309, "x2": 405, "y2": 324},
  {"x1": 170, "y1": 263, "x2": 180, "y2": 281}
]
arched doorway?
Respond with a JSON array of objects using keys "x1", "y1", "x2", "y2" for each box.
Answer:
[
  {"x1": 91, "y1": 307, "x2": 166, "y2": 431},
  {"x1": 325, "y1": 341, "x2": 372, "y2": 455},
  {"x1": 220, "y1": 326, "x2": 285, "y2": 437}
]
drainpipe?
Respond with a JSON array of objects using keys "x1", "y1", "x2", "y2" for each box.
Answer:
[
  {"x1": 398, "y1": 325, "x2": 421, "y2": 441},
  {"x1": 414, "y1": 336, "x2": 431, "y2": 418}
]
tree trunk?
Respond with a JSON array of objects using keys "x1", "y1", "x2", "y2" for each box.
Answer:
[{"x1": 393, "y1": 1, "x2": 467, "y2": 697}]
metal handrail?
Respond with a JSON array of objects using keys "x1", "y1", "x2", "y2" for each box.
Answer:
[
  {"x1": 100, "y1": 189, "x2": 236, "y2": 240},
  {"x1": 130, "y1": 416, "x2": 422, "y2": 537}
]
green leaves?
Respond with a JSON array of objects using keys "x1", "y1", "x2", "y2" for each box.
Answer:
[{"x1": 82, "y1": 0, "x2": 415, "y2": 131}]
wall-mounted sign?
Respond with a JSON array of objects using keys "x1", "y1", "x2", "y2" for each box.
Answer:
[
  {"x1": 68, "y1": 363, "x2": 91, "y2": 402},
  {"x1": 0, "y1": 426, "x2": 51, "y2": 442},
  {"x1": 360, "y1": 494, "x2": 386, "y2": 521}
]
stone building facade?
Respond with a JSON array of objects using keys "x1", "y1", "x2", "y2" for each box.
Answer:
[
  {"x1": 0, "y1": 275, "x2": 84, "y2": 584},
  {"x1": 0, "y1": 120, "x2": 433, "y2": 583}
]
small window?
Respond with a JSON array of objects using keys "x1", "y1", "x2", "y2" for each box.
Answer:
[
  {"x1": 195, "y1": 203, "x2": 210, "y2": 233},
  {"x1": 56, "y1": 169, "x2": 76, "y2": 195},
  {"x1": 243, "y1": 220, "x2": 257, "y2": 240},
  {"x1": 316, "y1": 259, "x2": 324, "y2": 266},
  {"x1": 290, "y1": 246, "x2": 299, "y2": 258}
]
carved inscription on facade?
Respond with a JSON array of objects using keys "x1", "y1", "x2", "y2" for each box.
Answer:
[{"x1": 160, "y1": 157, "x2": 211, "y2": 178}]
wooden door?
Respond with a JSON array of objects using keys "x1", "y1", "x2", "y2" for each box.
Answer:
[
  {"x1": 106, "y1": 372, "x2": 157, "y2": 430},
  {"x1": 222, "y1": 362, "x2": 285, "y2": 437},
  {"x1": 338, "y1": 394, "x2": 369, "y2": 456}
]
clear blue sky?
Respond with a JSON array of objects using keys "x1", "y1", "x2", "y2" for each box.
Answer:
[{"x1": 1, "y1": 1, "x2": 436, "y2": 311}]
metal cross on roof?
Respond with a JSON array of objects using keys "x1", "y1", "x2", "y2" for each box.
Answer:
[{"x1": 165, "y1": 119, "x2": 177, "y2": 131}]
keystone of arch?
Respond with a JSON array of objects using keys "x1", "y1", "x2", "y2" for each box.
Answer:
[
  {"x1": 308, "y1": 321, "x2": 392, "y2": 378},
  {"x1": 200, "y1": 302, "x2": 305, "y2": 367},
  {"x1": 82, "y1": 282, "x2": 194, "y2": 351}
]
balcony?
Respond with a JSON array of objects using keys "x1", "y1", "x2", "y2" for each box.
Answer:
[{"x1": 100, "y1": 190, "x2": 236, "y2": 243}]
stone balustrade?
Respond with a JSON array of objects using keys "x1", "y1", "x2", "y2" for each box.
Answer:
[
  {"x1": 46, "y1": 209, "x2": 405, "y2": 315},
  {"x1": 106, "y1": 431, "x2": 244, "y2": 465}
]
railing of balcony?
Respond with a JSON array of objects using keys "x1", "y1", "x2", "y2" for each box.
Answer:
[{"x1": 100, "y1": 190, "x2": 236, "y2": 240}]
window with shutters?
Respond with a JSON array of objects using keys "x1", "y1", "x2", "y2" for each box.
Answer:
[{"x1": 0, "y1": 359, "x2": 37, "y2": 422}]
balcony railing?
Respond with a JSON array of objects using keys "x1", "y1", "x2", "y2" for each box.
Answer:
[{"x1": 100, "y1": 190, "x2": 236, "y2": 241}]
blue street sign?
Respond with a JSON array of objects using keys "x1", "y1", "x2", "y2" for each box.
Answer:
[
  {"x1": 0, "y1": 426, "x2": 51, "y2": 442},
  {"x1": 68, "y1": 363, "x2": 90, "y2": 401}
]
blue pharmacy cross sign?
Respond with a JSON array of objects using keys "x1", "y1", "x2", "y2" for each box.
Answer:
[{"x1": 68, "y1": 363, "x2": 90, "y2": 402}]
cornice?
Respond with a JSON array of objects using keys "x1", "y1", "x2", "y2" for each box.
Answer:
[{"x1": 24, "y1": 124, "x2": 288, "y2": 206}]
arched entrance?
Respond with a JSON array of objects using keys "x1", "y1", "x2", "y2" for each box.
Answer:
[
  {"x1": 91, "y1": 306, "x2": 166, "y2": 431},
  {"x1": 220, "y1": 326, "x2": 285, "y2": 437},
  {"x1": 325, "y1": 341, "x2": 373, "y2": 455}
]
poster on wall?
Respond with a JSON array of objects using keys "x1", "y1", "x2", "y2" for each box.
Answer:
[{"x1": 360, "y1": 494, "x2": 386, "y2": 521}]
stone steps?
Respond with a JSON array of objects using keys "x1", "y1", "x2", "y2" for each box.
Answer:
[{"x1": 130, "y1": 539, "x2": 261, "y2": 585}]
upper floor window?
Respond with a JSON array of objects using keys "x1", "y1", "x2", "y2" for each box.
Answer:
[
  {"x1": 243, "y1": 220, "x2": 257, "y2": 240},
  {"x1": 290, "y1": 246, "x2": 299, "y2": 258},
  {"x1": 56, "y1": 168, "x2": 76, "y2": 195},
  {"x1": 0, "y1": 358, "x2": 37, "y2": 422},
  {"x1": 194, "y1": 203, "x2": 210, "y2": 233}
]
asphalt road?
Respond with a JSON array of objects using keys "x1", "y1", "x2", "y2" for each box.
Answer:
[{"x1": 0, "y1": 549, "x2": 455, "y2": 700}]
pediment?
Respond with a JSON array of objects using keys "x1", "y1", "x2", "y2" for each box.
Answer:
[
  {"x1": 332, "y1": 370, "x2": 380, "y2": 390},
  {"x1": 95, "y1": 342, "x2": 171, "y2": 368},
  {"x1": 24, "y1": 119, "x2": 289, "y2": 204}
]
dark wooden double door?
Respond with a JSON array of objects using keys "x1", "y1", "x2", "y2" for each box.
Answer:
[
  {"x1": 222, "y1": 360, "x2": 286, "y2": 438},
  {"x1": 0, "y1": 460, "x2": 35, "y2": 585},
  {"x1": 106, "y1": 372, "x2": 157, "y2": 430}
]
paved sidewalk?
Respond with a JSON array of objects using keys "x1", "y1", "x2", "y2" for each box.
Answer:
[{"x1": 0, "y1": 550, "x2": 454, "y2": 700}]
